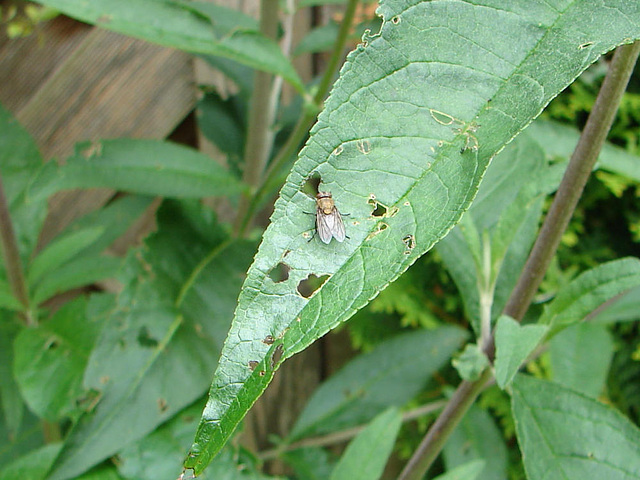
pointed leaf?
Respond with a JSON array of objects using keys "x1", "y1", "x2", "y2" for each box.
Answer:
[
  {"x1": 539, "y1": 257, "x2": 640, "y2": 331},
  {"x1": 30, "y1": 0, "x2": 304, "y2": 93},
  {"x1": 31, "y1": 255, "x2": 123, "y2": 305},
  {"x1": 549, "y1": 323, "x2": 614, "y2": 398},
  {"x1": 27, "y1": 227, "x2": 105, "y2": 286},
  {"x1": 494, "y1": 315, "x2": 548, "y2": 389},
  {"x1": 329, "y1": 407, "x2": 401, "y2": 480},
  {"x1": 186, "y1": 1, "x2": 640, "y2": 473},
  {"x1": 512, "y1": 374, "x2": 640, "y2": 480},
  {"x1": 28, "y1": 139, "x2": 245, "y2": 201},
  {"x1": 290, "y1": 327, "x2": 467, "y2": 440}
]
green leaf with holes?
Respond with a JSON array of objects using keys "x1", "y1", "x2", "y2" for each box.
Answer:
[{"x1": 185, "y1": 1, "x2": 640, "y2": 474}]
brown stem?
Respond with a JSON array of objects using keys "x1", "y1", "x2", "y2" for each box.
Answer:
[
  {"x1": 0, "y1": 173, "x2": 32, "y2": 325},
  {"x1": 399, "y1": 40, "x2": 640, "y2": 480}
]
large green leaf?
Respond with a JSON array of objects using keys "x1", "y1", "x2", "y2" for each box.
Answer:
[
  {"x1": 46, "y1": 201, "x2": 257, "y2": 480},
  {"x1": 30, "y1": 0, "x2": 304, "y2": 93},
  {"x1": 185, "y1": 1, "x2": 640, "y2": 473},
  {"x1": 328, "y1": 407, "x2": 401, "y2": 480},
  {"x1": 512, "y1": 374, "x2": 640, "y2": 479},
  {"x1": 28, "y1": 139, "x2": 244, "y2": 201},
  {"x1": 289, "y1": 327, "x2": 466, "y2": 440}
]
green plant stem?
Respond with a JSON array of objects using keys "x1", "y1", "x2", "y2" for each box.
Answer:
[
  {"x1": 235, "y1": 0, "x2": 360, "y2": 238},
  {"x1": 0, "y1": 173, "x2": 32, "y2": 325},
  {"x1": 398, "y1": 40, "x2": 640, "y2": 480},
  {"x1": 232, "y1": 0, "x2": 282, "y2": 237}
]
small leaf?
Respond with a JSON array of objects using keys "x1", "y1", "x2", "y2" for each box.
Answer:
[
  {"x1": 329, "y1": 407, "x2": 401, "y2": 480},
  {"x1": 452, "y1": 344, "x2": 489, "y2": 382},
  {"x1": 28, "y1": 227, "x2": 105, "y2": 286},
  {"x1": 512, "y1": 374, "x2": 640, "y2": 480},
  {"x1": 432, "y1": 460, "x2": 485, "y2": 480},
  {"x1": 290, "y1": 327, "x2": 467, "y2": 440},
  {"x1": 13, "y1": 297, "x2": 103, "y2": 421},
  {"x1": 539, "y1": 257, "x2": 640, "y2": 331},
  {"x1": 549, "y1": 323, "x2": 614, "y2": 398},
  {"x1": 28, "y1": 139, "x2": 245, "y2": 201},
  {"x1": 494, "y1": 315, "x2": 547, "y2": 389},
  {"x1": 32, "y1": 255, "x2": 122, "y2": 305},
  {"x1": 443, "y1": 405, "x2": 507, "y2": 480},
  {"x1": 60, "y1": 195, "x2": 155, "y2": 260},
  {"x1": 29, "y1": 0, "x2": 304, "y2": 93}
]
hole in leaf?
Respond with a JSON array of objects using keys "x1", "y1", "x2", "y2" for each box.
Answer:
[
  {"x1": 371, "y1": 203, "x2": 387, "y2": 217},
  {"x1": 248, "y1": 360, "x2": 259, "y2": 371},
  {"x1": 302, "y1": 172, "x2": 321, "y2": 197},
  {"x1": 268, "y1": 262, "x2": 290, "y2": 283},
  {"x1": 270, "y1": 344, "x2": 284, "y2": 369},
  {"x1": 45, "y1": 338, "x2": 60, "y2": 350},
  {"x1": 157, "y1": 398, "x2": 168, "y2": 412},
  {"x1": 403, "y1": 234, "x2": 416, "y2": 254},
  {"x1": 297, "y1": 273, "x2": 330, "y2": 298},
  {"x1": 137, "y1": 326, "x2": 159, "y2": 348},
  {"x1": 366, "y1": 222, "x2": 389, "y2": 241},
  {"x1": 262, "y1": 335, "x2": 275, "y2": 345},
  {"x1": 391, "y1": 15, "x2": 400, "y2": 24}
]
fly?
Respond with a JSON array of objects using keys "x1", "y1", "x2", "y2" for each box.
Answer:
[{"x1": 314, "y1": 191, "x2": 346, "y2": 244}]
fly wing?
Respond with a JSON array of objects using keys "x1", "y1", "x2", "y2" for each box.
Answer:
[
  {"x1": 316, "y1": 209, "x2": 334, "y2": 244},
  {"x1": 331, "y1": 207, "x2": 346, "y2": 242}
]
